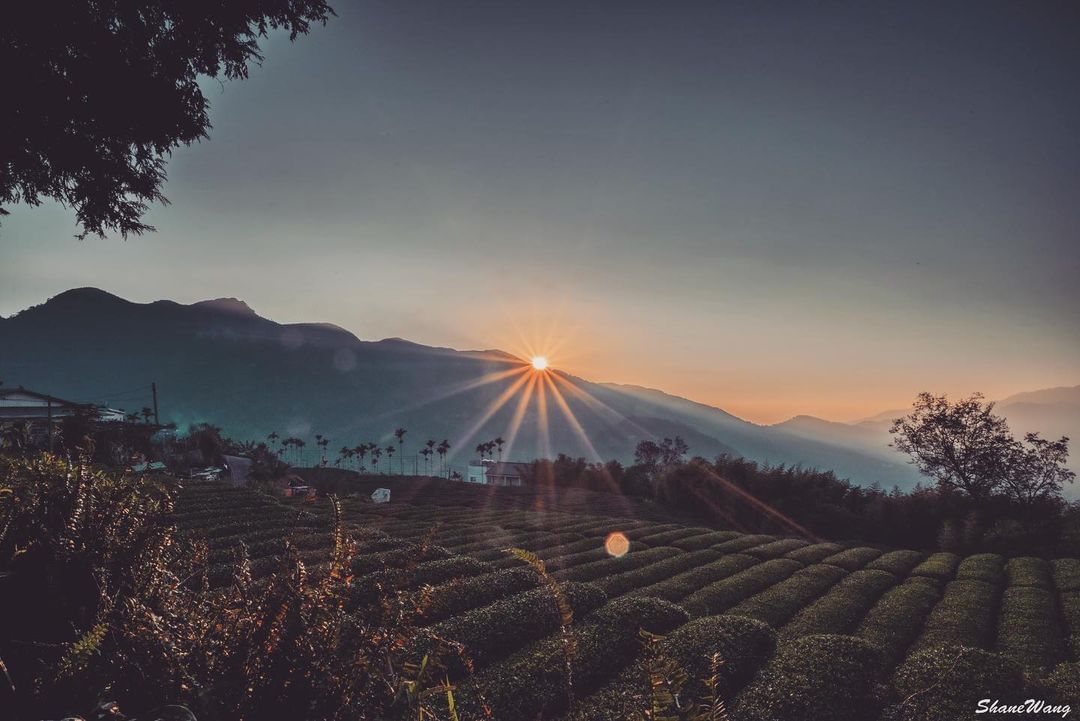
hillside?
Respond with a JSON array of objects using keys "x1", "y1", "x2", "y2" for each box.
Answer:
[
  {"x1": 173, "y1": 479, "x2": 1080, "y2": 719},
  {"x1": 3, "y1": 288, "x2": 923, "y2": 488}
]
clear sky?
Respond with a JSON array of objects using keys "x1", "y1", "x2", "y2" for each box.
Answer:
[{"x1": 2, "y1": 0, "x2": 1078, "y2": 423}]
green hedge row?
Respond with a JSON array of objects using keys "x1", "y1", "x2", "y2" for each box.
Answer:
[
  {"x1": 908, "y1": 579, "x2": 1002, "y2": 653},
  {"x1": 566, "y1": 614, "x2": 777, "y2": 721},
  {"x1": 418, "y1": 567, "x2": 540, "y2": 625},
  {"x1": 909, "y1": 552, "x2": 961, "y2": 581},
  {"x1": 885, "y1": 646, "x2": 1024, "y2": 721},
  {"x1": 1059, "y1": 592, "x2": 1080, "y2": 659},
  {"x1": 865, "y1": 550, "x2": 925, "y2": 577},
  {"x1": 733, "y1": 634, "x2": 884, "y2": 721},
  {"x1": 424, "y1": 581, "x2": 608, "y2": 671},
  {"x1": 785, "y1": 542, "x2": 845, "y2": 564},
  {"x1": 459, "y1": 596, "x2": 691, "y2": 719},
  {"x1": 854, "y1": 577, "x2": 942, "y2": 668},
  {"x1": 820, "y1": 546, "x2": 883, "y2": 571},
  {"x1": 627, "y1": 553, "x2": 760, "y2": 603},
  {"x1": 1005, "y1": 556, "x2": 1053, "y2": 590},
  {"x1": 781, "y1": 569, "x2": 897, "y2": 639},
  {"x1": 681, "y1": 558, "x2": 804, "y2": 618},
  {"x1": 1052, "y1": 558, "x2": 1080, "y2": 593},
  {"x1": 713, "y1": 534, "x2": 779, "y2": 553},
  {"x1": 727, "y1": 563, "x2": 848, "y2": 627},
  {"x1": 594, "y1": 549, "x2": 724, "y2": 598},
  {"x1": 555, "y1": 547, "x2": 683, "y2": 583},
  {"x1": 345, "y1": 555, "x2": 490, "y2": 608},
  {"x1": 745, "y1": 538, "x2": 810, "y2": 559},
  {"x1": 670, "y1": 530, "x2": 742, "y2": 550},
  {"x1": 995, "y1": 585, "x2": 1067, "y2": 673},
  {"x1": 955, "y1": 553, "x2": 1007, "y2": 584},
  {"x1": 490, "y1": 536, "x2": 615, "y2": 569},
  {"x1": 633, "y1": 527, "x2": 712, "y2": 546}
]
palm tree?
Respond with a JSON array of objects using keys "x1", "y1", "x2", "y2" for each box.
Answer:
[
  {"x1": 141, "y1": 406, "x2": 154, "y2": 424},
  {"x1": 384, "y1": 444, "x2": 396, "y2": 473},
  {"x1": 437, "y1": 439, "x2": 451, "y2": 477},
  {"x1": 337, "y1": 446, "x2": 350, "y2": 468},
  {"x1": 354, "y1": 444, "x2": 367, "y2": 472},
  {"x1": 371, "y1": 446, "x2": 383, "y2": 474},
  {"x1": 394, "y1": 427, "x2": 408, "y2": 474},
  {"x1": 268, "y1": 431, "x2": 279, "y2": 444},
  {"x1": 420, "y1": 446, "x2": 433, "y2": 476},
  {"x1": 295, "y1": 439, "x2": 306, "y2": 466},
  {"x1": 425, "y1": 439, "x2": 436, "y2": 474},
  {"x1": 494, "y1": 436, "x2": 505, "y2": 461}
]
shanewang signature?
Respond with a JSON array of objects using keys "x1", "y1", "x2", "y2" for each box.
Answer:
[{"x1": 976, "y1": 699, "x2": 1071, "y2": 717}]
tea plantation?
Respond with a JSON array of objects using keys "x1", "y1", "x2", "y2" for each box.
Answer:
[{"x1": 175, "y1": 480, "x2": 1080, "y2": 720}]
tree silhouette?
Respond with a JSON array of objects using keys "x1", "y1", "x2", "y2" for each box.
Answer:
[
  {"x1": 371, "y1": 446, "x2": 382, "y2": 474},
  {"x1": 1, "y1": 1, "x2": 334, "y2": 238},
  {"x1": 420, "y1": 446, "x2": 434, "y2": 476},
  {"x1": 437, "y1": 439, "x2": 451, "y2": 477},
  {"x1": 384, "y1": 444, "x2": 395, "y2": 474},
  {"x1": 394, "y1": 427, "x2": 407, "y2": 474},
  {"x1": 494, "y1": 436, "x2": 505, "y2": 461},
  {"x1": 353, "y1": 444, "x2": 368, "y2": 473}
]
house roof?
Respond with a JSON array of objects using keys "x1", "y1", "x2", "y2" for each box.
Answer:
[
  {"x1": 0, "y1": 387, "x2": 87, "y2": 408},
  {"x1": 485, "y1": 461, "x2": 532, "y2": 476}
]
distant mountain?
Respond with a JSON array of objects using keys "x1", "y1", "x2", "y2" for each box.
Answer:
[
  {"x1": 1, "y1": 288, "x2": 945, "y2": 489},
  {"x1": 772, "y1": 385, "x2": 1080, "y2": 495}
]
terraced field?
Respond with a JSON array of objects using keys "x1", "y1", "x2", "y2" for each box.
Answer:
[{"x1": 175, "y1": 480, "x2": 1080, "y2": 720}]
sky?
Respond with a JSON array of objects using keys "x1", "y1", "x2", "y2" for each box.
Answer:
[{"x1": 2, "y1": 0, "x2": 1078, "y2": 424}]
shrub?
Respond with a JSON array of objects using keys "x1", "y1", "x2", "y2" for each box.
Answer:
[
  {"x1": 418, "y1": 566, "x2": 541, "y2": 624},
  {"x1": 1005, "y1": 556, "x2": 1053, "y2": 589},
  {"x1": 490, "y1": 536, "x2": 616, "y2": 569},
  {"x1": 595, "y1": 549, "x2": 723, "y2": 597},
  {"x1": 865, "y1": 550, "x2": 925, "y2": 576},
  {"x1": 995, "y1": 586, "x2": 1067, "y2": 673},
  {"x1": 681, "y1": 558, "x2": 804, "y2": 617},
  {"x1": 346, "y1": 555, "x2": 490, "y2": 607},
  {"x1": 855, "y1": 577, "x2": 942, "y2": 667},
  {"x1": 955, "y1": 552, "x2": 1006, "y2": 584},
  {"x1": 820, "y1": 546, "x2": 883, "y2": 571},
  {"x1": 627, "y1": 553, "x2": 760, "y2": 603},
  {"x1": 670, "y1": 530, "x2": 741, "y2": 550},
  {"x1": 885, "y1": 646, "x2": 1024, "y2": 721},
  {"x1": 634, "y1": 527, "x2": 713, "y2": 547},
  {"x1": 554, "y1": 546, "x2": 681, "y2": 582},
  {"x1": 1059, "y1": 591, "x2": 1080, "y2": 658},
  {"x1": 566, "y1": 615, "x2": 777, "y2": 721},
  {"x1": 745, "y1": 538, "x2": 810, "y2": 558},
  {"x1": 1052, "y1": 558, "x2": 1080, "y2": 592},
  {"x1": 785, "y1": 542, "x2": 845, "y2": 564},
  {"x1": 713, "y1": 534, "x2": 778, "y2": 552},
  {"x1": 909, "y1": 552, "x2": 960, "y2": 581},
  {"x1": 1044, "y1": 662, "x2": 1080, "y2": 706},
  {"x1": 458, "y1": 596, "x2": 690, "y2": 719},
  {"x1": 909, "y1": 579, "x2": 1001, "y2": 652},
  {"x1": 727, "y1": 563, "x2": 848, "y2": 627},
  {"x1": 733, "y1": 634, "x2": 884, "y2": 721},
  {"x1": 781, "y1": 569, "x2": 897, "y2": 638},
  {"x1": 424, "y1": 581, "x2": 607, "y2": 670}
]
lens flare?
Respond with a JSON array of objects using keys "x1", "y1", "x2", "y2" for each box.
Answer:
[
  {"x1": 604, "y1": 531, "x2": 630, "y2": 558},
  {"x1": 531, "y1": 355, "x2": 549, "y2": 371}
]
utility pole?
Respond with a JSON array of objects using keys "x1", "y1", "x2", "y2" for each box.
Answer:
[{"x1": 151, "y1": 382, "x2": 160, "y2": 425}]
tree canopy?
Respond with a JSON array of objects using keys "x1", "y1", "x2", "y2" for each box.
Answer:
[
  {"x1": 890, "y1": 391, "x2": 1074, "y2": 503},
  {"x1": 1, "y1": 0, "x2": 334, "y2": 238}
]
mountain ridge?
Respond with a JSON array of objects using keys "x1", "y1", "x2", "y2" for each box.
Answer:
[{"x1": 4, "y1": 288, "x2": 1069, "y2": 490}]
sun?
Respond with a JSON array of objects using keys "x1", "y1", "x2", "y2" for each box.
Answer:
[{"x1": 531, "y1": 355, "x2": 549, "y2": 371}]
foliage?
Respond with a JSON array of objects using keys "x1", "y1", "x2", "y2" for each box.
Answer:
[
  {"x1": 1, "y1": 0, "x2": 333, "y2": 238},
  {"x1": 681, "y1": 559, "x2": 803, "y2": 618},
  {"x1": 885, "y1": 646, "x2": 1024, "y2": 721},
  {"x1": 0, "y1": 454, "x2": 490, "y2": 720},
  {"x1": 733, "y1": 634, "x2": 884, "y2": 721},
  {"x1": 855, "y1": 578, "x2": 942, "y2": 667}
]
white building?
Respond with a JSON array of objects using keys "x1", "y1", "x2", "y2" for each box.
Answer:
[{"x1": 465, "y1": 459, "x2": 530, "y2": 486}]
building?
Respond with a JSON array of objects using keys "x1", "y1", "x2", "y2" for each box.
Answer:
[
  {"x1": 464, "y1": 458, "x2": 531, "y2": 486},
  {"x1": 1, "y1": 386, "x2": 128, "y2": 449}
]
